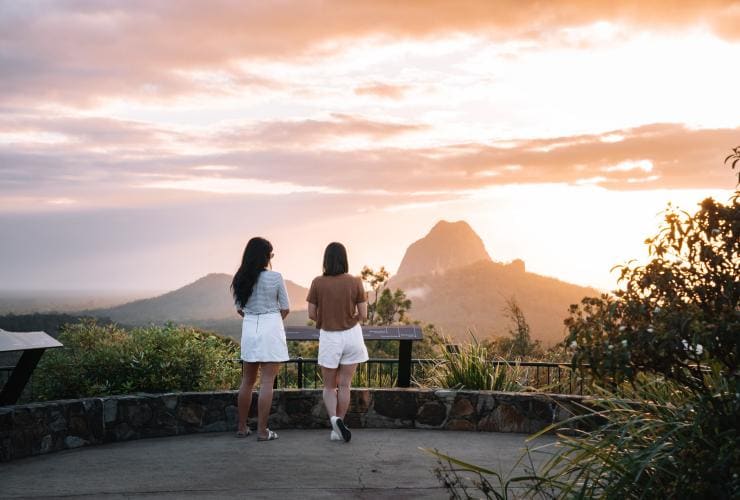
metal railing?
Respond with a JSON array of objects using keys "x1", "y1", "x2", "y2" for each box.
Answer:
[
  {"x1": 2, "y1": 358, "x2": 591, "y2": 404},
  {"x1": 272, "y1": 358, "x2": 589, "y2": 395},
  {"x1": 490, "y1": 360, "x2": 590, "y2": 395},
  {"x1": 274, "y1": 358, "x2": 434, "y2": 390}
]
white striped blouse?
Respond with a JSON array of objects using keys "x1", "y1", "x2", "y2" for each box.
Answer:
[{"x1": 241, "y1": 270, "x2": 290, "y2": 314}]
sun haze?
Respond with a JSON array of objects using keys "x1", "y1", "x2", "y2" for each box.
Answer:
[{"x1": 1, "y1": 1, "x2": 738, "y2": 293}]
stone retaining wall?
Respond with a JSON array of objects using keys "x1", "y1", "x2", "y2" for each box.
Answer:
[{"x1": 0, "y1": 389, "x2": 584, "y2": 462}]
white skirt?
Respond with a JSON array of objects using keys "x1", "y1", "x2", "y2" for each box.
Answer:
[{"x1": 240, "y1": 312, "x2": 289, "y2": 363}]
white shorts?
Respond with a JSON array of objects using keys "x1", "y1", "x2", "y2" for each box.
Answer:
[
  {"x1": 318, "y1": 323, "x2": 369, "y2": 369},
  {"x1": 240, "y1": 312, "x2": 289, "y2": 363}
]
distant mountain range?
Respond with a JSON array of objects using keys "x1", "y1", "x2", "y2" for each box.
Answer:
[
  {"x1": 86, "y1": 274, "x2": 309, "y2": 329},
  {"x1": 13, "y1": 219, "x2": 597, "y2": 345}
]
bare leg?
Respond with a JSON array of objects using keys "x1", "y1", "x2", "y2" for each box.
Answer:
[
  {"x1": 257, "y1": 362, "x2": 279, "y2": 438},
  {"x1": 321, "y1": 366, "x2": 339, "y2": 418},
  {"x1": 237, "y1": 362, "x2": 259, "y2": 433},
  {"x1": 336, "y1": 363, "x2": 357, "y2": 419}
]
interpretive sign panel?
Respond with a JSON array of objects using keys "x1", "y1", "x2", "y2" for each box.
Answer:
[
  {"x1": 284, "y1": 325, "x2": 423, "y2": 387},
  {"x1": 0, "y1": 329, "x2": 62, "y2": 405}
]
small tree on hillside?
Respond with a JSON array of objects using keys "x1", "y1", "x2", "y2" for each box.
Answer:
[
  {"x1": 376, "y1": 288, "x2": 412, "y2": 325},
  {"x1": 360, "y1": 265, "x2": 389, "y2": 324},
  {"x1": 497, "y1": 297, "x2": 541, "y2": 359},
  {"x1": 360, "y1": 265, "x2": 412, "y2": 325}
]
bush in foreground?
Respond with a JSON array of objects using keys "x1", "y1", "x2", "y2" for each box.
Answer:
[{"x1": 32, "y1": 320, "x2": 241, "y2": 400}]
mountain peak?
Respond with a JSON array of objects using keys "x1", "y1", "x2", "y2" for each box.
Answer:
[
  {"x1": 429, "y1": 220, "x2": 476, "y2": 234},
  {"x1": 394, "y1": 220, "x2": 492, "y2": 280}
]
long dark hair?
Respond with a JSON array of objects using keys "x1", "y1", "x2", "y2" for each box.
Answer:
[
  {"x1": 323, "y1": 242, "x2": 348, "y2": 276},
  {"x1": 231, "y1": 237, "x2": 273, "y2": 309}
]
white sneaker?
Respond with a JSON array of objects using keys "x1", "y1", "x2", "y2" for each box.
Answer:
[
  {"x1": 330, "y1": 416, "x2": 351, "y2": 442},
  {"x1": 330, "y1": 430, "x2": 342, "y2": 441}
]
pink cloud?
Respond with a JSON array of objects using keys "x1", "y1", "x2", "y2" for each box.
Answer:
[
  {"x1": 3, "y1": 1, "x2": 739, "y2": 106},
  {"x1": 2, "y1": 118, "x2": 738, "y2": 211},
  {"x1": 355, "y1": 83, "x2": 409, "y2": 99}
]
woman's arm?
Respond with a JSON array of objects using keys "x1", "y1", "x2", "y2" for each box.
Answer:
[
  {"x1": 355, "y1": 276, "x2": 368, "y2": 323},
  {"x1": 356, "y1": 301, "x2": 368, "y2": 323},
  {"x1": 306, "y1": 278, "x2": 318, "y2": 322},
  {"x1": 277, "y1": 273, "x2": 290, "y2": 319}
]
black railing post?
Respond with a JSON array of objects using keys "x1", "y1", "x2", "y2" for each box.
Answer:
[
  {"x1": 297, "y1": 357, "x2": 304, "y2": 389},
  {"x1": 397, "y1": 339, "x2": 412, "y2": 388}
]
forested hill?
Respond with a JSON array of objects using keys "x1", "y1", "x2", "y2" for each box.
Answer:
[
  {"x1": 86, "y1": 273, "x2": 309, "y2": 325},
  {"x1": 393, "y1": 259, "x2": 597, "y2": 345},
  {"x1": 389, "y1": 220, "x2": 598, "y2": 345}
]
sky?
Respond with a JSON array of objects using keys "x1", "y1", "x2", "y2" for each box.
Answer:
[{"x1": 1, "y1": 0, "x2": 739, "y2": 293}]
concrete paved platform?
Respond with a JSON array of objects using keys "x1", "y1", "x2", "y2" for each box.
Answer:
[{"x1": 0, "y1": 429, "x2": 556, "y2": 499}]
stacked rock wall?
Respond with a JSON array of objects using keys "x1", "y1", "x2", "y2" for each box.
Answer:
[{"x1": 0, "y1": 389, "x2": 584, "y2": 462}]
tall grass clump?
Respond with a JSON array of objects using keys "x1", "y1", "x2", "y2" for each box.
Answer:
[
  {"x1": 32, "y1": 319, "x2": 241, "y2": 400},
  {"x1": 424, "y1": 334, "x2": 525, "y2": 391},
  {"x1": 529, "y1": 374, "x2": 738, "y2": 498},
  {"x1": 426, "y1": 373, "x2": 738, "y2": 499}
]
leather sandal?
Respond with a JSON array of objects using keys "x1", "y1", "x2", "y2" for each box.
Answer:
[
  {"x1": 257, "y1": 429, "x2": 279, "y2": 441},
  {"x1": 236, "y1": 428, "x2": 251, "y2": 438}
]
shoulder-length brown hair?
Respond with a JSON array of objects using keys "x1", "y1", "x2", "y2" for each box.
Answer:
[{"x1": 322, "y1": 242, "x2": 348, "y2": 276}]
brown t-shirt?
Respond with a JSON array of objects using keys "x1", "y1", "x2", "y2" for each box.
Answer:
[{"x1": 306, "y1": 274, "x2": 366, "y2": 331}]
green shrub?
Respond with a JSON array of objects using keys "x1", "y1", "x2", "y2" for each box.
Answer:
[
  {"x1": 565, "y1": 195, "x2": 738, "y2": 392},
  {"x1": 31, "y1": 320, "x2": 241, "y2": 400}
]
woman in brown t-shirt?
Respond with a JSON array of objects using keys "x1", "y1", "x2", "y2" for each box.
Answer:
[{"x1": 307, "y1": 242, "x2": 368, "y2": 442}]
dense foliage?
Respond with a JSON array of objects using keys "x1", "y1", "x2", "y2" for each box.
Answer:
[
  {"x1": 566, "y1": 196, "x2": 738, "y2": 391},
  {"x1": 555, "y1": 166, "x2": 740, "y2": 498},
  {"x1": 32, "y1": 320, "x2": 240, "y2": 400},
  {"x1": 431, "y1": 149, "x2": 740, "y2": 499}
]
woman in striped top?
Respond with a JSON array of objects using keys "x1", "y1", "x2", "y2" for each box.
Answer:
[{"x1": 231, "y1": 237, "x2": 290, "y2": 441}]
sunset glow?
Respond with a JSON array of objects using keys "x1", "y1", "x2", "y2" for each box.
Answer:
[{"x1": 1, "y1": 1, "x2": 739, "y2": 293}]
